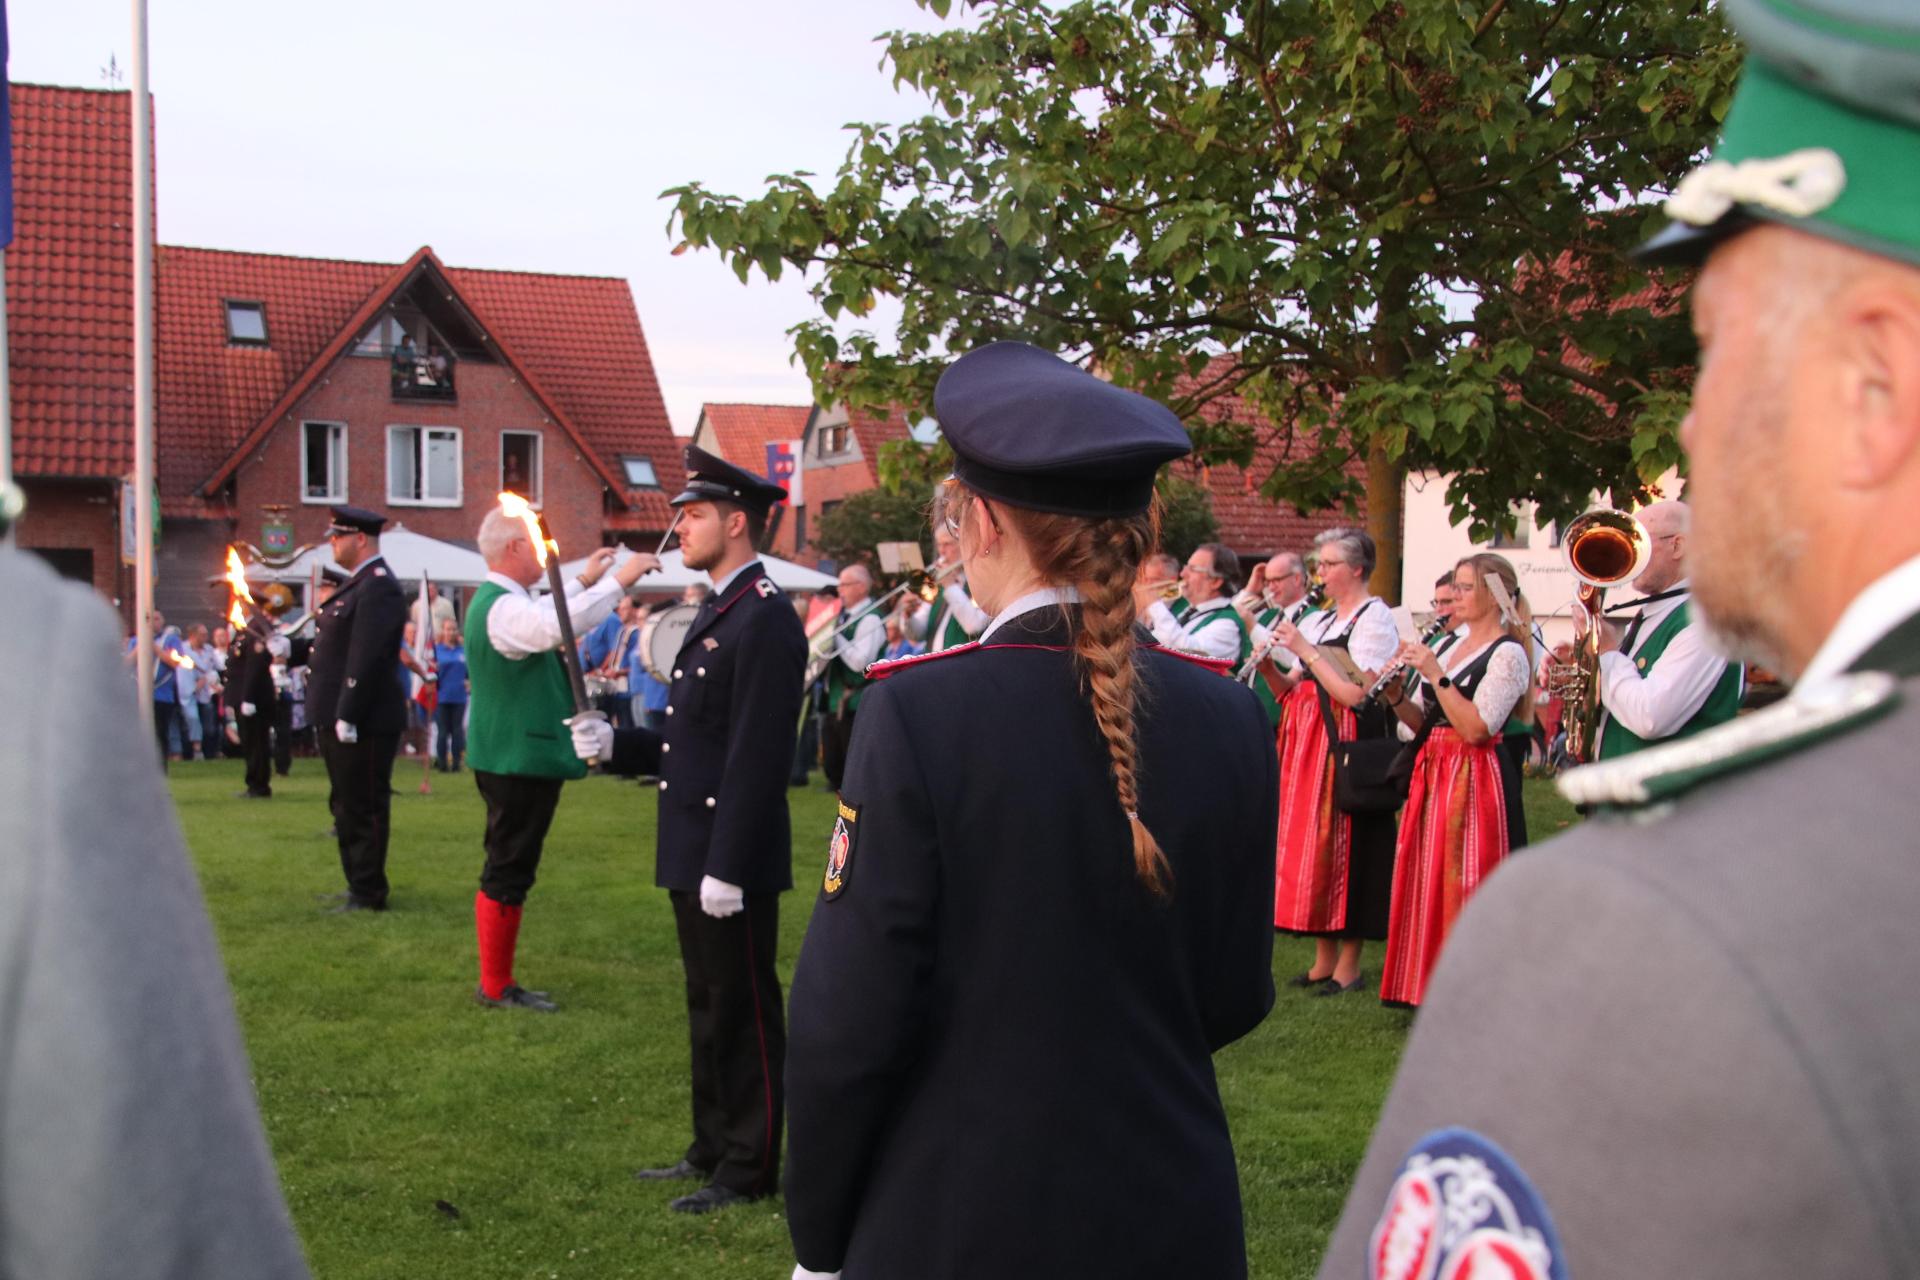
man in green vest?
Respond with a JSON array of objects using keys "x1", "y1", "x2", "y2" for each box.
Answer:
[
  {"x1": 820, "y1": 563, "x2": 887, "y2": 791},
  {"x1": 903, "y1": 526, "x2": 990, "y2": 654},
  {"x1": 1592, "y1": 499, "x2": 1743, "y2": 760},
  {"x1": 464, "y1": 506, "x2": 655, "y2": 1011},
  {"x1": 1138, "y1": 542, "x2": 1251, "y2": 664},
  {"x1": 1237, "y1": 550, "x2": 1317, "y2": 728}
]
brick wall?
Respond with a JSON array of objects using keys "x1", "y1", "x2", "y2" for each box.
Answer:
[
  {"x1": 228, "y1": 355, "x2": 614, "y2": 556},
  {"x1": 14, "y1": 477, "x2": 120, "y2": 602},
  {"x1": 793, "y1": 459, "x2": 877, "y2": 566}
]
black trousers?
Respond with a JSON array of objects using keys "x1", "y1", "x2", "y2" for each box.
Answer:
[
  {"x1": 820, "y1": 709, "x2": 857, "y2": 792},
  {"x1": 272, "y1": 700, "x2": 294, "y2": 775},
  {"x1": 239, "y1": 709, "x2": 273, "y2": 796},
  {"x1": 670, "y1": 889, "x2": 785, "y2": 1196},
  {"x1": 325, "y1": 727, "x2": 399, "y2": 907},
  {"x1": 473, "y1": 771, "x2": 563, "y2": 906}
]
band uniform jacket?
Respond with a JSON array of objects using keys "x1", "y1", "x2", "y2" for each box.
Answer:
[
  {"x1": 228, "y1": 621, "x2": 276, "y2": 715},
  {"x1": 785, "y1": 607, "x2": 1279, "y2": 1278},
  {"x1": 606, "y1": 561, "x2": 807, "y2": 892},
  {"x1": 305, "y1": 557, "x2": 409, "y2": 734},
  {"x1": 1314, "y1": 610, "x2": 1920, "y2": 1280}
]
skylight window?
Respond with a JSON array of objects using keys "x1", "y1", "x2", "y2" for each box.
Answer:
[
  {"x1": 225, "y1": 300, "x2": 268, "y2": 345},
  {"x1": 622, "y1": 456, "x2": 659, "y2": 487}
]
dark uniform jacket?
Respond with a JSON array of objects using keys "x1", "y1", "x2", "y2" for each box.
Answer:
[
  {"x1": 785, "y1": 607, "x2": 1279, "y2": 1279},
  {"x1": 1315, "y1": 610, "x2": 1920, "y2": 1280},
  {"x1": 227, "y1": 620, "x2": 276, "y2": 713},
  {"x1": 606, "y1": 561, "x2": 807, "y2": 892},
  {"x1": 305, "y1": 555, "x2": 409, "y2": 734}
]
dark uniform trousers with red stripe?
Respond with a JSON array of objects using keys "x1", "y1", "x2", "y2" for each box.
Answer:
[{"x1": 670, "y1": 890, "x2": 785, "y2": 1194}]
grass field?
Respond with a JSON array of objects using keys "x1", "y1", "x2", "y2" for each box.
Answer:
[{"x1": 171, "y1": 757, "x2": 1579, "y2": 1279}]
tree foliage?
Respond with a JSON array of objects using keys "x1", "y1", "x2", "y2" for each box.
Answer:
[
  {"x1": 813, "y1": 488, "x2": 936, "y2": 574},
  {"x1": 1156, "y1": 473, "x2": 1220, "y2": 564},
  {"x1": 667, "y1": 0, "x2": 1739, "y2": 586}
]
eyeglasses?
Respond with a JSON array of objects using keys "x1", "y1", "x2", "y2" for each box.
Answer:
[
  {"x1": 1181, "y1": 562, "x2": 1217, "y2": 575},
  {"x1": 1319, "y1": 558, "x2": 1351, "y2": 570}
]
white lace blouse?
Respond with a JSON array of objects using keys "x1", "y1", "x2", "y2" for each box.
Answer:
[{"x1": 1397, "y1": 637, "x2": 1532, "y2": 741}]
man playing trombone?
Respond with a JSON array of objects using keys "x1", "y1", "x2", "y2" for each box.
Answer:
[
  {"x1": 902, "y1": 526, "x2": 989, "y2": 655},
  {"x1": 820, "y1": 564, "x2": 888, "y2": 792}
]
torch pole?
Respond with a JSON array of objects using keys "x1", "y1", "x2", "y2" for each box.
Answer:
[{"x1": 538, "y1": 515, "x2": 593, "y2": 718}]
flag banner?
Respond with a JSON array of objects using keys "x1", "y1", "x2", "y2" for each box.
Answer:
[{"x1": 767, "y1": 439, "x2": 801, "y2": 505}]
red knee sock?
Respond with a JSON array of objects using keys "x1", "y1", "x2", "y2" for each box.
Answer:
[{"x1": 475, "y1": 891, "x2": 523, "y2": 999}]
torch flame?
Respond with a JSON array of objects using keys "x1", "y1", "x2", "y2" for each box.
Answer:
[
  {"x1": 225, "y1": 546, "x2": 256, "y2": 631},
  {"x1": 497, "y1": 491, "x2": 553, "y2": 569},
  {"x1": 166, "y1": 649, "x2": 196, "y2": 670}
]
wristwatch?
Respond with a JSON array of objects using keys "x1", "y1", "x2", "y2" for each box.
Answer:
[{"x1": 1436, "y1": 674, "x2": 1453, "y2": 690}]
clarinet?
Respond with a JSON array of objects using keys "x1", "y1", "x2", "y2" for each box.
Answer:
[{"x1": 1362, "y1": 617, "x2": 1450, "y2": 704}]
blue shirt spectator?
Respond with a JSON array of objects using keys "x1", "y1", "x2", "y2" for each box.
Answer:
[
  {"x1": 434, "y1": 641, "x2": 469, "y2": 704},
  {"x1": 127, "y1": 630, "x2": 190, "y2": 703},
  {"x1": 580, "y1": 610, "x2": 622, "y2": 669}
]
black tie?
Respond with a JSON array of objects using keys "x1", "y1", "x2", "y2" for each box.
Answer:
[{"x1": 1619, "y1": 610, "x2": 1648, "y2": 656}]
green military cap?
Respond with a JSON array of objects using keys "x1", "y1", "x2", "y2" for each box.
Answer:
[{"x1": 1638, "y1": 0, "x2": 1920, "y2": 268}]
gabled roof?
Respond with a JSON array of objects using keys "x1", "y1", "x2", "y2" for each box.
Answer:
[
  {"x1": 1170, "y1": 358, "x2": 1366, "y2": 557},
  {"x1": 698, "y1": 403, "x2": 810, "y2": 471},
  {"x1": 847, "y1": 406, "x2": 913, "y2": 473},
  {"x1": 189, "y1": 248, "x2": 671, "y2": 521},
  {"x1": 7, "y1": 84, "x2": 135, "y2": 480}
]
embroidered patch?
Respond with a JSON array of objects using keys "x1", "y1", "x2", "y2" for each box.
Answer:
[
  {"x1": 822, "y1": 799, "x2": 859, "y2": 899},
  {"x1": 702, "y1": 637, "x2": 720, "y2": 651},
  {"x1": 1369, "y1": 1129, "x2": 1565, "y2": 1280},
  {"x1": 755, "y1": 577, "x2": 778, "y2": 598},
  {"x1": 373, "y1": 566, "x2": 387, "y2": 576}
]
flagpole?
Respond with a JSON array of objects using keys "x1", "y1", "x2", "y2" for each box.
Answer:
[{"x1": 131, "y1": 0, "x2": 157, "y2": 720}]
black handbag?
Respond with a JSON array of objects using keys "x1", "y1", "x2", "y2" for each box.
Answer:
[{"x1": 1317, "y1": 685, "x2": 1424, "y2": 814}]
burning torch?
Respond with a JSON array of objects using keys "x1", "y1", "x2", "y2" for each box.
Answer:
[{"x1": 497, "y1": 492, "x2": 597, "y2": 755}]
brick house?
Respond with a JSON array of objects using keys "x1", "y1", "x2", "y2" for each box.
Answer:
[
  {"x1": 690, "y1": 402, "x2": 811, "y2": 560},
  {"x1": 6, "y1": 84, "x2": 682, "y2": 622},
  {"x1": 791, "y1": 401, "x2": 918, "y2": 568}
]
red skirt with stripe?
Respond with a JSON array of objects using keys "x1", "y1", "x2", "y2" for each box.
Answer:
[
  {"x1": 1273, "y1": 679, "x2": 1356, "y2": 934},
  {"x1": 1379, "y1": 727, "x2": 1514, "y2": 1008}
]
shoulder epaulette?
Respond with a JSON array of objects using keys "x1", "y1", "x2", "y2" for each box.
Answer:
[
  {"x1": 1557, "y1": 671, "x2": 1899, "y2": 810},
  {"x1": 868, "y1": 642, "x2": 982, "y2": 680},
  {"x1": 1145, "y1": 644, "x2": 1234, "y2": 676}
]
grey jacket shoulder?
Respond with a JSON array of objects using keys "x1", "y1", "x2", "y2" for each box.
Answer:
[
  {"x1": 1317, "y1": 680, "x2": 1920, "y2": 1280},
  {"x1": 0, "y1": 552, "x2": 311, "y2": 1280}
]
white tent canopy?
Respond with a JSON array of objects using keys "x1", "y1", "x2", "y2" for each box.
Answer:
[
  {"x1": 240, "y1": 526, "x2": 491, "y2": 588},
  {"x1": 557, "y1": 547, "x2": 834, "y2": 594}
]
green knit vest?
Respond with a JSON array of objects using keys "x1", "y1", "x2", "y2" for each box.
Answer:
[
  {"x1": 922, "y1": 590, "x2": 970, "y2": 653},
  {"x1": 827, "y1": 601, "x2": 884, "y2": 715},
  {"x1": 464, "y1": 582, "x2": 587, "y2": 780},
  {"x1": 1596, "y1": 600, "x2": 1743, "y2": 761}
]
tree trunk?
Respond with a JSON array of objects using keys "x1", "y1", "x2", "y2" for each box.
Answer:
[{"x1": 1365, "y1": 437, "x2": 1404, "y2": 605}]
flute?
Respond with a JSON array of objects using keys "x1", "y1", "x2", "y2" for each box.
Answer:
[{"x1": 1362, "y1": 617, "x2": 1451, "y2": 704}]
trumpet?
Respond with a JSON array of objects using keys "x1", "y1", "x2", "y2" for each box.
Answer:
[
  {"x1": 1362, "y1": 616, "x2": 1453, "y2": 704},
  {"x1": 875, "y1": 559, "x2": 964, "y2": 612},
  {"x1": 1545, "y1": 508, "x2": 1653, "y2": 762}
]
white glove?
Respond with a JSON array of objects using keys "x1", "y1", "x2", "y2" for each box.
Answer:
[
  {"x1": 567, "y1": 711, "x2": 613, "y2": 761},
  {"x1": 700, "y1": 874, "x2": 745, "y2": 919},
  {"x1": 240, "y1": 701, "x2": 257, "y2": 717},
  {"x1": 792, "y1": 1266, "x2": 842, "y2": 1280},
  {"x1": 335, "y1": 719, "x2": 358, "y2": 744}
]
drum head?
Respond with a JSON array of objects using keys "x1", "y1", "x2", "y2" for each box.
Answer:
[{"x1": 640, "y1": 603, "x2": 702, "y2": 683}]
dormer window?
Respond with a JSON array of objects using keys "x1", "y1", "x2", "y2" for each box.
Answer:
[
  {"x1": 225, "y1": 300, "x2": 268, "y2": 345},
  {"x1": 622, "y1": 456, "x2": 659, "y2": 487}
]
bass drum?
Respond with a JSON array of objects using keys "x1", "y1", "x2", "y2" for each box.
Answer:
[{"x1": 639, "y1": 602, "x2": 701, "y2": 683}]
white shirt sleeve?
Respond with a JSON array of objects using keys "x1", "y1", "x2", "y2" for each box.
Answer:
[
  {"x1": 1143, "y1": 600, "x2": 1185, "y2": 648},
  {"x1": 1471, "y1": 643, "x2": 1531, "y2": 731},
  {"x1": 837, "y1": 610, "x2": 887, "y2": 675},
  {"x1": 1347, "y1": 600, "x2": 1401, "y2": 675},
  {"x1": 902, "y1": 605, "x2": 929, "y2": 643},
  {"x1": 1181, "y1": 611, "x2": 1245, "y2": 662},
  {"x1": 942, "y1": 583, "x2": 991, "y2": 637},
  {"x1": 1597, "y1": 621, "x2": 1731, "y2": 741},
  {"x1": 487, "y1": 576, "x2": 623, "y2": 660}
]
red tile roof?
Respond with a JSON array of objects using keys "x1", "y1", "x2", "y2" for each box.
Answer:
[
  {"x1": 846, "y1": 405, "x2": 914, "y2": 484},
  {"x1": 8, "y1": 84, "x2": 682, "y2": 530},
  {"x1": 699, "y1": 403, "x2": 811, "y2": 472},
  {"x1": 7, "y1": 84, "x2": 136, "y2": 481},
  {"x1": 1169, "y1": 359, "x2": 1366, "y2": 557}
]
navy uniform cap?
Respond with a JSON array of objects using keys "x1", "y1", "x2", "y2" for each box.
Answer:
[
  {"x1": 671, "y1": 444, "x2": 787, "y2": 515},
  {"x1": 326, "y1": 505, "x2": 387, "y2": 536},
  {"x1": 934, "y1": 342, "x2": 1191, "y2": 518}
]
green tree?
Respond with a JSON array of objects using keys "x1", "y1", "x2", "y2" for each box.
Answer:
[
  {"x1": 814, "y1": 488, "x2": 936, "y2": 574},
  {"x1": 666, "y1": 0, "x2": 1738, "y2": 599},
  {"x1": 1156, "y1": 473, "x2": 1220, "y2": 564}
]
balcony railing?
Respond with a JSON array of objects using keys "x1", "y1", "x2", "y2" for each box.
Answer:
[{"x1": 391, "y1": 354, "x2": 455, "y2": 401}]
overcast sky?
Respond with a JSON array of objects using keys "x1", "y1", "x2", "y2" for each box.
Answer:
[{"x1": 12, "y1": 0, "x2": 944, "y2": 435}]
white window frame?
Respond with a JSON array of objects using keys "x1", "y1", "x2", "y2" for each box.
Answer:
[
  {"x1": 500, "y1": 429, "x2": 544, "y2": 506},
  {"x1": 300, "y1": 420, "x2": 349, "y2": 504},
  {"x1": 386, "y1": 424, "x2": 464, "y2": 507}
]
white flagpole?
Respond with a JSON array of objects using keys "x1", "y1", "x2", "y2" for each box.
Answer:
[{"x1": 131, "y1": 0, "x2": 157, "y2": 720}]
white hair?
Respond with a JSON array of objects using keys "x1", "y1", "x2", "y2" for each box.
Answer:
[{"x1": 477, "y1": 508, "x2": 524, "y2": 564}]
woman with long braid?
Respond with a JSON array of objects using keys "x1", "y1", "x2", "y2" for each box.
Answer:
[{"x1": 783, "y1": 343, "x2": 1278, "y2": 1280}]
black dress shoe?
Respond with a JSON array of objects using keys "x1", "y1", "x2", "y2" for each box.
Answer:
[
  {"x1": 1313, "y1": 973, "x2": 1368, "y2": 997},
  {"x1": 473, "y1": 984, "x2": 558, "y2": 1013},
  {"x1": 234, "y1": 789, "x2": 272, "y2": 799},
  {"x1": 326, "y1": 898, "x2": 386, "y2": 914},
  {"x1": 1286, "y1": 970, "x2": 1335, "y2": 989},
  {"x1": 669, "y1": 1184, "x2": 760, "y2": 1214},
  {"x1": 633, "y1": 1158, "x2": 709, "y2": 1183}
]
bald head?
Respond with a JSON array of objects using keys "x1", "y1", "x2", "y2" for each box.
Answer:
[{"x1": 1637, "y1": 500, "x2": 1689, "y2": 540}]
